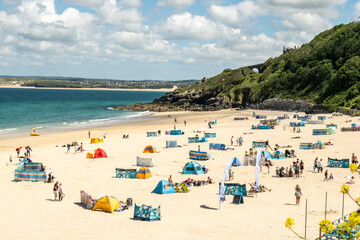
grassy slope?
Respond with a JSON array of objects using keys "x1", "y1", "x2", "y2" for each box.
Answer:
[{"x1": 179, "y1": 22, "x2": 360, "y2": 111}]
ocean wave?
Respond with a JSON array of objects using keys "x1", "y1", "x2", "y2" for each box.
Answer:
[
  {"x1": 0, "y1": 128, "x2": 17, "y2": 133},
  {"x1": 123, "y1": 111, "x2": 152, "y2": 119}
]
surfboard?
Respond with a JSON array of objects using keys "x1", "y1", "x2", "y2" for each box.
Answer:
[{"x1": 30, "y1": 133, "x2": 40, "y2": 136}]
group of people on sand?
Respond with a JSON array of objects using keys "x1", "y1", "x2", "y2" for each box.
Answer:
[
  {"x1": 53, "y1": 182, "x2": 65, "y2": 201},
  {"x1": 230, "y1": 136, "x2": 243, "y2": 146},
  {"x1": 168, "y1": 175, "x2": 214, "y2": 188},
  {"x1": 15, "y1": 146, "x2": 32, "y2": 158},
  {"x1": 66, "y1": 142, "x2": 83, "y2": 153},
  {"x1": 275, "y1": 159, "x2": 304, "y2": 178}
]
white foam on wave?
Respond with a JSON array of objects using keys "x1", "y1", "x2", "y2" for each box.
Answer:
[{"x1": 0, "y1": 128, "x2": 17, "y2": 133}]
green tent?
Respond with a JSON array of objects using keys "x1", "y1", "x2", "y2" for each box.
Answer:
[{"x1": 326, "y1": 127, "x2": 336, "y2": 135}]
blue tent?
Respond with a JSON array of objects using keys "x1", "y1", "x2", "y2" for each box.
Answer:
[
  {"x1": 272, "y1": 150, "x2": 286, "y2": 159},
  {"x1": 182, "y1": 162, "x2": 204, "y2": 175},
  {"x1": 152, "y1": 180, "x2": 175, "y2": 194},
  {"x1": 200, "y1": 137, "x2": 208, "y2": 142},
  {"x1": 231, "y1": 157, "x2": 242, "y2": 166},
  {"x1": 262, "y1": 151, "x2": 272, "y2": 159}
]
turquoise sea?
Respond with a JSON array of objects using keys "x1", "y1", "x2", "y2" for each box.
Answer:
[{"x1": 0, "y1": 88, "x2": 166, "y2": 138}]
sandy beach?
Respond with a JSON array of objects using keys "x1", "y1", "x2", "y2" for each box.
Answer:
[{"x1": 1, "y1": 109, "x2": 359, "y2": 240}]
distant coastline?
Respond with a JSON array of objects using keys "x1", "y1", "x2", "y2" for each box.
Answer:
[{"x1": 0, "y1": 84, "x2": 176, "y2": 92}]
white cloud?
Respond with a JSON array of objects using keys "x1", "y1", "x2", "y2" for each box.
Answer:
[
  {"x1": 353, "y1": 1, "x2": 360, "y2": 21},
  {"x1": 158, "y1": 12, "x2": 220, "y2": 40},
  {"x1": 263, "y1": 0, "x2": 346, "y2": 10},
  {"x1": 281, "y1": 12, "x2": 331, "y2": 32},
  {"x1": 207, "y1": 1, "x2": 265, "y2": 27},
  {"x1": 119, "y1": 0, "x2": 142, "y2": 8},
  {"x1": 157, "y1": 0, "x2": 195, "y2": 9}
]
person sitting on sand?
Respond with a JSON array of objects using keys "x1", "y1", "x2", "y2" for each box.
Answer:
[
  {"x1": 328, "y1": 173, "x2": 334, "y2": 181},
  {"x1": 207, "y1": 177, "x2": 213, "y2": 184},
  {"x1": 347, "y1": 176, "x2": 355, "y2": 184}
]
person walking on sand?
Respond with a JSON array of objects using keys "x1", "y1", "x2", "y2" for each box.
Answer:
[
  {"x1": 53, "y1": 182, "x2": 59, "y2": 200},
  {"x1": 16, "y1": 147, "x2": 21, "y2": 158},
  {"x1": 324, "y1": 170, "x2": 328, "y2": 181},
  {"x1": 231, "y1": 136, "x2": 234, "y2": 146},
  {"x1": 58, "y1": 183, "x2": 64, "y2": 201},
  {"x1": 184, "y1": 120, "x2": 186, "y2": 126},
  {"x1": 104, "y1": 133, "x2": 107, "y2": 139},
  {"x1": 295, "y1": 184, "x2": 302, "y2": 205}
]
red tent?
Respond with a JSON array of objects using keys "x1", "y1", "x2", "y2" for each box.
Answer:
[{"x1": 94, "y1": 148, "x2": 107, "y2": 158}]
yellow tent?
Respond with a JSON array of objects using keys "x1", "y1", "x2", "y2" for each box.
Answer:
[
  {"x1": 136, "y1": 166, "x2": 152, "y2": 179},
  {"x1": 92, "y1": 196, "x2": 120, "y2": 213},
  {"x1": 91, "y1": 138, "x2": 103, "y2": 144},
  {"x1": 143, "y1": 145, "x2": 157, "y2": 153}
]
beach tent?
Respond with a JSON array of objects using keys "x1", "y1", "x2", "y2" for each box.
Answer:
[
  {"x1": 152, "y1": 180, "x2": 175, "y2": 194},
  {"x1": 262, "y1": 151, "x2": 272, "y2": 159},
  {"x1": 182, "y1": 162, "x2": 204, "y2": 175},
  {"x1": 86, "y1": 152, "x2": 93, "y2": 158},
  {"x1": 91, "y1": 138, "x2": 103, "y2": 144},
  {"x1": 94, "y1": 148, "x2": 107, "y2": 158},
  {"x1": 143, "y1": 145, "x2": 157, "y2": 153},
  {"x1": 200, "y1": 137, "x2": 208, "y2": 142},
  {"x1": 92, "y1": 196, "x2": 120, "y2": 213},
  {"x1": 134, "y1": 204, "x2": 161, "y2": 221},
  {"x1": 272, "y1": 150, "x2": 286, "y2": 159},
  {"x1": 231, "y1": 157, "x2": 242, "y2": 166},
  {"x1": 137, "y1": 166, "x2": 152, "y2": 179}
]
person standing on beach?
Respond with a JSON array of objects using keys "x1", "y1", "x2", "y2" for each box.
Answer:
[
  {"x1": 104, "y1": 133, "x2": 106, "y2": 139},
  {"x1": 295, "y1": 184, "x2": 302, "y2": 205},
  {"x1": 25, "y1": 146, "x2": 32, "y2": 157},
  {"x1": 88, "y1": 131, "x2": 90, "y2": 138},
  {"x1": 230, "y1": 136, "x2": 234, "y2": 146},
  {"x1": 16, "y1": 147, "x2": 21, "y2": 158},
  {"x1": 80, "y1": 143, "x2": 83, "y2": 153},
  {"x1": 58, "y1": 183, "x2": 64, "y2": 201},
  {"x1": 184, "y1": 120, "x2": 186, "y2": 126},
  {"x1": 66, "y1": 144, "x2": 71, "y2": 153},
  {"x1": 53, "y1": 182, "x2": 59, "y2": 200},
  {"x1": 324, "y1": 170, "x2": 328, "y2": 181}
]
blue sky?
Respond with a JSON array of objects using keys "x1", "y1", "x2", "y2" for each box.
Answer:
[{"x1": 0, "y1": 0, "x2": 358, "y2": 80}]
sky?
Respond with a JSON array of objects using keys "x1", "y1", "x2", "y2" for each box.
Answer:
[{"x1": 0, "y1": 0, "x2": 358, "y2": 80}]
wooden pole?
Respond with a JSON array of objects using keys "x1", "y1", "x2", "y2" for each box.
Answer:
[
  {"x1": 325, "y1": 192, "x2": 328, "y2": 220},
  {"x1": 305, "y1": 199, "x2": 308, "y2": 239}
]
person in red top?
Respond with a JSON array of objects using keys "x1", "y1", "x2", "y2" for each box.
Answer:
[{"x1": 16, "y1": 147, "x2": 21, "y2": 158}]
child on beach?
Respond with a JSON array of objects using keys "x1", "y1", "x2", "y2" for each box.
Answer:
[
  {"x1": 53, "y1": 182, "x2": 59, "y2": 200},
  {"x1": 295, "y1": 184, "x2": 302, "y2": 205}
]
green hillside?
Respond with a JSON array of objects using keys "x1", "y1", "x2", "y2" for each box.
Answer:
[{"x1": 179, "y1": 22, "x2": 360, "y2": 112}]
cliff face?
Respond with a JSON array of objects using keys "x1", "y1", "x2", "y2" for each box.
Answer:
[{"x1": 116, "y1": 22, "x2": 360, "y2": 113}]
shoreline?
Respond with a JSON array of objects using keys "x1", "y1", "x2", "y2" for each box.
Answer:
[{"x1": 0, "y1": 84, "x2": 176, "y2": 92}]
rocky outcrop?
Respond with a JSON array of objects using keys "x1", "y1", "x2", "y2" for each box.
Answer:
[
  {"x1": 115, "y1": 90, "x2": 328, "y2": 113},
  {"x1": 114, "y1": 88, "x2": 232, "y2": 112}
]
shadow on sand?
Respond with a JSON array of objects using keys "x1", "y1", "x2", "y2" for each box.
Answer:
[{"x1": 200, "y1": 205, "x2": 218, "y2": 210}]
